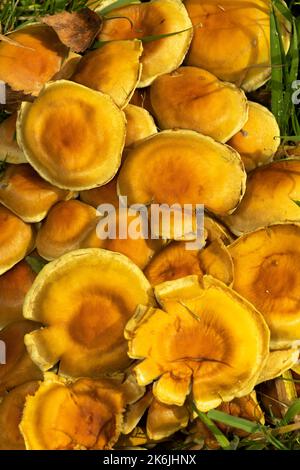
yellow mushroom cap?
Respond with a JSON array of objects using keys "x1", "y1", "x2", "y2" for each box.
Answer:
[
  {"x1": 150, "y1": 66, "x2": 248, "y2": 143},
  {"x1": 20, "y1": 373, "x2": 125, "y2": 450},
  {"x1": 72, "y1": 40, "x2": 143, "y2": 108},
  {"x1": 228, "y1": 101, "x2": 280, "y2": 171},
  {"x1": 0, "y1": 321, "x2": 43, "y2": 395},
  {"x1": 229, "y1": 224, "x2": 300, "y2": 348},
  {"x1": 0, "y1": 204, "x2": 35, "y2": 275},
  {"x1": 124, "y1": 104, "x2": 157, "y2": 147},
  {"x1": 0, "y1": 260, "x2": 36, "y2": 329},
  {"x1": 0, "y1": 381, "x2": 39, "y2": 450},
  {"x1": 144, "y1": 239, "x2": 233, "y2": 286},
  {"x1": 118, "y1": 130, "x2": 246, "y2": 216},
  {"x1": 184, "y1": 0, "x2": 290, "y2": 92},
  {"x1": 0, "y1": 24, "x2": 67, "y2": 96},
  {"x1": 125, "y1": 275, "x2": 269, "y2": 411},
  {"x1": 98, "y1": 0, "x2": 193, "y2": 87},
  {"x1": 36, "y1": 200, "x2": 99, "y2": 260},
  {"x1": 224, "y1": 159, "x2": 300, "y2": 235},
  {"x1": 23, "y1": 248, "x2": 154, "y2": 377},
  {"x1": 257, "y1": 348, "x2": 299, "y2": 384},
  {"x1": 0, "y1": 113, "x2": 26, "y2": 164},
  {"x1": 0, "y1": 164, "x2": 74, "y2": 223},
  {"x1": 146, "y1": 398, "x2": 190, "y2": 440},
  {"x1": 17, "y1": 80, "x2": 126, "y2": 190}
]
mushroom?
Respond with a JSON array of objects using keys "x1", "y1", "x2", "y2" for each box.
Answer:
[
  {"x1": 0, "y1": 24, "x2": 67, "y2": 96},
  {"x1": 0, "y1": 260, "x2": 36, "y2": 329},
  {"x1": 228, "y1": 101, "x2": 280, "y2": 171},
  {"x1": 144, "y1": 239, "x2": 233, "y2": 286},
  {"x1": 124, "y1": 104, "x2": 157, "y2": 147},
  {"x1": 117, "y1": 130, "x2": 246, "y2": 216},
  {"x1": 150, "y1": 66, "x2": 248, "y2": 142},
  {"x1": 223, "y1": 159, "x2": 300, "y2": 235},
  {"x1": 17, "y1": 80, "x2": 126, "y2": 190},
  {"x1": 146, "y1": 398, "x2": 190, "y2": 440},
  {"x1": 36, "y1": 200, "x2": 99, "y2": 260},
  {"x1": 23, "y1": 249, "x2": 154, "y2": 377},
  {"x1": 229, "y1": 224, "x2": 300, "y2": 349},
  {"x1": 184, "y1": 0, "x2": 291, "y2": 91},
  {"x1": 72, "y1": 40, "x2": 143, "y2": 108},
  {"x1": 0, "y1": 164, "x2": 74, "y2": 223},
  {"x1": 20, "y1": 373, "x2": 125, "y2": 450},
  {"x1": 257, "y1": 348, "x2": 299, "y2": 384},
  {"x1": 0, "y1": 321, "x2": 43, "y2": 396},
  {"x1": 0, "y1": 113, "x2": 26, "y2": 164},
  {"x1": 0, "y1": 204, "x2": 35, "y2": 275},
  {"x1": 125, "y1": 275, "x2": 269, "y2": 411},
  {"x1": 98, "y1": 0, "x2": 193, "y2": 87},
  {"x1": 0, "y1": 381, "x2": 39, "y2": 450}
]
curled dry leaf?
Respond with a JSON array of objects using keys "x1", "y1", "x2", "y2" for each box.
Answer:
[{"x1": 42, "y1": 8, "x2": 102, "y2": 53}]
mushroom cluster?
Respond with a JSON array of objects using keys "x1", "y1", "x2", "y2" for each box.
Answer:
[{"x1": 0, "y1": 0, "x2": 299, "y2": 451}]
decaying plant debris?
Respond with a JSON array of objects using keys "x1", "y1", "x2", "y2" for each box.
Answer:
[{"x1": 0, "y1": 0, "x2": 300, "y2": 452}]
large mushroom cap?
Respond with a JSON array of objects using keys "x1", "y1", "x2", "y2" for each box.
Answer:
[
  {"x1": 98, "y1": 0, "x2": 193, "y2": 87},
  {"x1": 150, "y1": 66, "x2": 248, "y2": 142},
  {"x1": 224, "y1": 159, "x2": 300, "y2": 235},
  {"x1": 0, "y1": 204, "x2": 35, "y2": 275},
  {"x1": 184, "y1": 0, "x2": 290, "y2": 91},
  {"x1": 17, "y1": 80, "x2": 126, "y2": 190},
  {"x1": 228, "y1": 101, "x2": 280, "y2": 171},
  {"x1": 125, "y1": 275, "x2": 269, "y2": 411},
  {"x1": 23, "y1": 248, "x2": 154, "y2": 377},
  {"x1": 0, "y1": 113, "x2": 26, "y2": 164},
  {"x1": 0, "y1": 24, "x2": 67, "y2": 96},
  {"x1": 0, "y1": 164, "x2": 74, "y2": 223},
  {"x1": 144, "y1": 239, "x2": 233, "y2": 286},
  {"x1": 72, "y1": 40, "x2": 143, "y2": 108},
  {"x1": 229, "y1": 224, "x2": 300, "y2": 348},
  {"x1": 20, "y1": 373, "x2": 125, "y2": 450},
  {"x1": 118, "y1": 130, "x2": 246, "y2": 216}
]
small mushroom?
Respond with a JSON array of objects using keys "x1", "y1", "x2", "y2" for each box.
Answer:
[
  {"x1": 72, "y1": 40, "x2": 143, "y2": 108},
  {"x1": 228, "y1": 101, "x2": 280, "y2": 171},
  {"x1": 150, "y1": 66, "x2": 248, "y2": 142},
  {"x1": 0, "y1": 164, "x2": 74, "y2": 223},
  {"x1": 0, "y1": 204, "x2": 35, "y2": 275},
  {"x1": 0, "y1": 113, "x2": 26, "y2": 164},
  {"x1": 124, "y1": 104, "x2": 157, "y2": 147}
]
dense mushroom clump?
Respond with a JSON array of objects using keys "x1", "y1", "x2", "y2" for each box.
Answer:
[{"x1": 0, "y1": 0, "x2": 299, "y2": 451}]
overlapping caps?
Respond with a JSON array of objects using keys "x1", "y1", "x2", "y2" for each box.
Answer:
[{"x1": 0, "y1": 0, "x2": 299, "y2": 451}]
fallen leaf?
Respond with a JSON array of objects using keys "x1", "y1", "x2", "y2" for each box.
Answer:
[{"x1": 42, "y1": 8, "x2": 102, "y2": 53}]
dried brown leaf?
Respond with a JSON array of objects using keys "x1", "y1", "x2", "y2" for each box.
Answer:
[{"x1": 42, "y1": 8, "x2": 102, "y2": 53}]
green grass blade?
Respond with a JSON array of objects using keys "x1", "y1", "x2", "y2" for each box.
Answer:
[
  {"x1": 207, "y1": 409, "x2": 260, "y2": 434},
  {"x1": 270, "y1": 6, "x2": 284, "y2": 131},
  {"x1": 281, "y1": 398, "x2": 300, "y2": 425},
  {"x1": 192, "y1": 404, "x2": 232, "y2": 450},
  {"x1": 98, "y1": 0, "x2": 140, "y2": 15}
]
